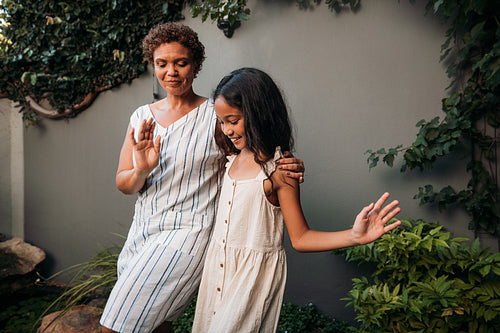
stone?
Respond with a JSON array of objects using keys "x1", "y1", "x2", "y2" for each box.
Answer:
[
  {"x1": 37, "y1": 305, "x2": 103, "y2": 333},
  {"x1": 0, "y1": 237, "x2": 45, "y2": 278}
]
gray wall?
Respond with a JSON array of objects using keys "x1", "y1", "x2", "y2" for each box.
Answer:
[
  {"x1": 22, "y1": 0, "x2": 474, "y2": 322},
  {"x1": 0, "y1": 99, "x2": 12, "y2": 237}
]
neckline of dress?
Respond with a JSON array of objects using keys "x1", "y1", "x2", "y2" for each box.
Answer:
[
  {"x1": 226, "y1": 169, "x2": 265, "y2": 183},
  {"x1": 226, "y1": 154, "x2": 266, "y2": 182},
  {"x1": 147, "y1": 99, "x2": 208, "y2": 131}
]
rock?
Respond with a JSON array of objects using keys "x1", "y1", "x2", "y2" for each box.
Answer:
[
  {"x1": 0, "y1": 237, "x2": 45, "y2": 278},
  {"x1": 38, "y1": 305, "x2": 103, "y2": 333}
]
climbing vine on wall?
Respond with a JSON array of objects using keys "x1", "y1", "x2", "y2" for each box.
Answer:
[
  {"x1": 0, "y1": 0, "x2": 185, "y2": 125},
  {"x1": 366, "y1": 0, "x2": 500, "y2": 238},
  {"x1": 0, "y1": 0, "x2": 359, "y2": 124}
]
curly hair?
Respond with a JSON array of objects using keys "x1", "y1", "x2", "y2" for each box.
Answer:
[
  {"x1": 143, "y1": 22, "x2": 206, "y2": 75},
  {"x1": 214, "y1": 68, "x2": 294, "y2": 165}
]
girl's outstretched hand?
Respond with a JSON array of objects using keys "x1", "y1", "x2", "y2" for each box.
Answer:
[
  {"x1": 351, "y1": 192, "x2": 401, "y2": 245},
  {"x1": 130, "y1": 118, "x2": 161, "y2": 174}
]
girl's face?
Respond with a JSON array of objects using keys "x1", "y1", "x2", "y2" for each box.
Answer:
[
  {"x1": 214, "y1": 96, "x2": 247, "y2": 150},
  {"x1": 153, "y1": 42, "x2": 196, "y2": 97}
]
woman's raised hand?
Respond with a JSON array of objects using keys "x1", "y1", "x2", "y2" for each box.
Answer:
[
  {"x1": 129, "y1": 118, "x2": 161, "y2": 174},
  {"x1": 351, "y1": 192, "x2": 401, "y2": 245}
]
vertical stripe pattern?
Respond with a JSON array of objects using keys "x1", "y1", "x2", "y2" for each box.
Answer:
[{"x1": 101, "y1": 100, "x2": 222, "y2": 332}]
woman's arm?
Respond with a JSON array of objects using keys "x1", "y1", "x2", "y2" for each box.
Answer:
[
  {"x1": 274, "y1": 172, "x2": 401, "y2": 252},
  {"x1": 116, "y1": 119, "x2": 161, "y2": 194}
]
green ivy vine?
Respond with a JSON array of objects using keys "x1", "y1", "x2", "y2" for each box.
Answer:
[
  {"x1": 0, "y1": 0, "x2": 185, "y2": 125},
  {"x1": 0, "y1": 0, "x2": 359, "y2": 123},
  {"x1": 366, "y1": 0, "x2": 500, "y2": 239}
]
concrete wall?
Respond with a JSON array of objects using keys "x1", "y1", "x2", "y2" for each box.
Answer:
[
  {"x1": 1, "y1": 99, "x2": 24, "y2": 239},
  {"x1": 0, "y1": 99, "x2": 12, "y2": 237},
  {"x1": 22, "y1": 0, "x2": 474, "y2": 322}
]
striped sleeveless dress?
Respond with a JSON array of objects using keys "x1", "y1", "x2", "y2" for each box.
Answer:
[{"x1": 101, "y1": 100, "x2": 222, "y2": 332}]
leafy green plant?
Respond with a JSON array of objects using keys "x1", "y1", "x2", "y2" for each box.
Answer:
[
  {"x1": 0, "y1": 0, "x2": 184, "y2": 124},
  {"x1": 171, "y1": 297, "x2": 356, "y2": 332},
  {"x1": 0, "y1": 292, "x2": 65, "y2": 333},
  {"x1": 172, "y1": 296, "x2": 197, "y2": 333},
  {"x1": 190, "y1": 0, "x2": 250, "y2": 38},
  {"x1": 335, "y1": 219, "x2": 500, "y2": 332},
  {"x1": 189, "y1": 0, "x2": 360, "y2": 38},
  {"x1": 277, "y1": 302, "x2": 356, "y2": 333},
  {"x1": 365, "y1": 0, "x2": 500, "y2": 238},
  {"x1": 33, "y1": 245, "x2": 121, "y2": 331},
  {"x1": 0, "y1": 0, "x2": 365, "y2": 123}
]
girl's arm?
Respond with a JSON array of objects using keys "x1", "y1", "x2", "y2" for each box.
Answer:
[
  {"x1": 116, "y1": 119, "x2": 161, "y2": 194},
  {"x1": 273, "y1": 172, "x2": 401, "y2": 252}
]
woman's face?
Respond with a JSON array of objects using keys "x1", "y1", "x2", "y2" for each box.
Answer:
[{"x1": 153, "y1": 42, "x2": 197, "y2": 97}]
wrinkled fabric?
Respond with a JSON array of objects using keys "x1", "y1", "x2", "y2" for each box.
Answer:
[
  {"x1": 101, "y1": 100, "x2": 222, "y2": 333},
  {"x1": 193, "y1": 148, "x2": 286, "y2": 333}
]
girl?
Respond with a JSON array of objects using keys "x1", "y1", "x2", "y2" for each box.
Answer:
[{"x1": 192, "y1": 67, "x2": 402, "y2": 333}]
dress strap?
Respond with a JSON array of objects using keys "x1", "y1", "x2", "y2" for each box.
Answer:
[
  {"x1": 261, "y1": 147, "x2": 283, "y2": 178},
  {"x1": 225, "y1": 154, "x2": 238, "y2": 169}
]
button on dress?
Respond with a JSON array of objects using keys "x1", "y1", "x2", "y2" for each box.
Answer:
[{"x1": 192, "y1": 148, "x2": 287, "y2": 333}]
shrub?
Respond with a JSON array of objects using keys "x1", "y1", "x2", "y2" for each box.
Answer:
[
  {"x1": 335, "y1": 219, "x2": 500, "y2": 332},
  {"x1": 172, "y1": 298, "x2": 356, "y2": 332}
]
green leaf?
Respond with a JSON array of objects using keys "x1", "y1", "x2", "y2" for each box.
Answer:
[
  {"x1": 471, "y1": 21, "x2": 486, "y2": 40},
  {"x1": 433, "y1": 0, "x2": 444, "y2": 13},
  {"x1": 383, "y1": 154, "x2": 395, "y2": 167}
]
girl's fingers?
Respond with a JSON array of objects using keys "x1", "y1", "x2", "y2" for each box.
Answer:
[
  {"x1": 378, "y1": 200, "x2": 400, "y2": 218},
  {"x1": 373, "y1": 192, "x2": 390, "y2": 210},
  {"x1": 381, "y1": 207, "x2": 401, "y2": 223},
  {"x1": 384, "y1": 220, "x2": 401, "y2": 232},
  {"x1": 364, "y1": 203, "x2": 375, "y2": 215}
]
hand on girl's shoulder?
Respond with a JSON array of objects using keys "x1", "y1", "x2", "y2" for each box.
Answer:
[{"x1": 270, "y1": 167, "x2": 299, "y2": 192}]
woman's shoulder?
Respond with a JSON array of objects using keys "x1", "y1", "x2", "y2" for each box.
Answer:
[{"x1": 129, "y1": 104, "x2": 151, "y2": 125}]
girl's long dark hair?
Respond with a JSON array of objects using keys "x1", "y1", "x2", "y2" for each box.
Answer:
[{"x1": 214, "y1": 68, "x2": 294, "y2": 166}]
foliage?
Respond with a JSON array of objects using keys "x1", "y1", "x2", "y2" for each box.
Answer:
[
  {"x1": 365, "y1": 0, "x2": 500, "y2": 237},
  {"x1": 0, "y1": 0, "x2": 184, "y2": 124},
  {"x1": 0, "y1": 271, "x2": 66, "y2": 333},
  {"x1": 189, "y1": 0, "x2": 360, "y2": 37},
  {"x1": 171, "y1": 296, "x2": 197, "y2": 332},
  {"x1": 190, "y1": 0, "x2": 251, "y2": 38},
  {"x1": 277, "y1": 302, "x2": 356, "y2": 333},
  {"x1": 34, "y1": 240, "x2": 354, "y2": 332},
  {"x1": 335, "y1": 219, "x2": 500, "y2": 332},
  {"x1": 0, "y1": 0, "x2": 364, "y2": 123},
  {"x1": 0, "y1": 291, "x2": 64, "y2": 333},
  {"x1": 171, "y1": 297, "x2": 356, "y2": 332},
  {"x1": 35, "y1": 245, "x2": 121, "y2": 331},
  {"x1": 0, "y1": 247, "x2": 19, "y2": 278}
]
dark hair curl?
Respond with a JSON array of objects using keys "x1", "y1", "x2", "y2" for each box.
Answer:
[
  {"x1": 142, "y1": 22, "x2": 205, "y2": 75},
  {"x1": 214, "y1": 67, "x2": 294, "y2": 167}
]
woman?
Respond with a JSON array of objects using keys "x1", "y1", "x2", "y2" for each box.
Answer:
[{"x1": 100, "y1": 23, "x2": 303, "y2": 333}]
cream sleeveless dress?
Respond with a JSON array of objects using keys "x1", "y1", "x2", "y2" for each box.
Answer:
[{"x1": 192, "y1": 148, "x2": 287, "y2": 333}]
